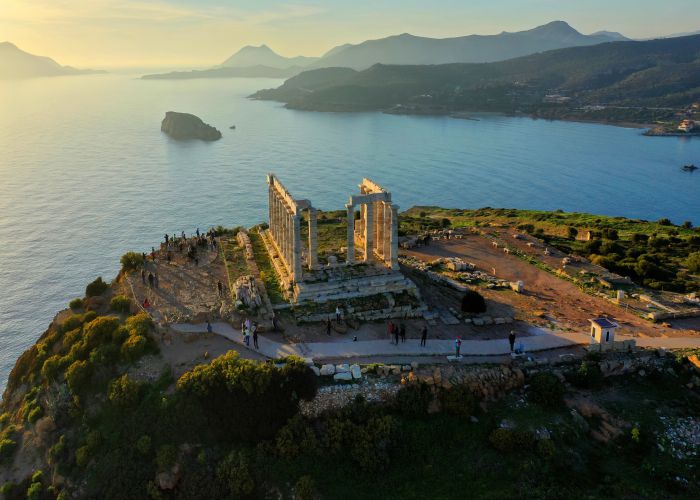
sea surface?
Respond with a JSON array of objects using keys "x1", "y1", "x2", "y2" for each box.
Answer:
[{"x1": 1, "y1": 74, "x2": 699, "y2": 390}]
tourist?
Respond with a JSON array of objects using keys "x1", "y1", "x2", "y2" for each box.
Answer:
[
  {"x1": 206, "y1": 320, "x2": 213, "y2": 334},
  {"x1": 142, "y1": 252, "x2": 147, "y2": 263},
  {"x1": 217, "y1": 281, "x2": 223, "y2": 298},
  {"x1": 148, "y1": 272, "x2": 154, "y2": 288},
  {"x1": 245, "y1": 317, "x2": 251, "y2": 332},
  {"x1": 141, "y1": 269, "x2": 146, "y2": 284},
  {"x1": 420, "y1": 326, "x2": 428, "y2": 347},
  {"x1": 335, "y1": 306, "x2": 342, "y2": 323},
  {"x1": 143, "y1": 298, "x2": 150, "y2": 309},
  {"x1": 241, "y1": 319, "x2": 247, "y2": 337},
  {"x1": 509, "y1": 331, "x2": 516, "y2": 352},
  {"x1": 244, "y1": 328, "x2": 251, "y2": 347},
  {"x1": 393, "y1": 323, "x2": 399, "y2": 345},
  {"x1": 164, "y1": 234, "x2": 169, "y2": 244},
  {"x1": 167, "y1": 251, "x2": 172, "y2": 263},
  {"x1": 181, "y1": 231, "x2": 185, "y2": 240},
  {"x1": 252, "y1": 322, "x2": 259, "y2": 349},
  {"x1": 326, "y1": 318, "x2": 332, "y2": 336},
  {"x1": 196, "y1": 227, "x2": 200, "y2": 237},
  {"x1": 399, "y1": 322, "x2": 406, "y2": 343},
  {"x1": 455, "y1": 337, "x2": 462, "y2": 358},
  {"x1": 387, "y1": 321, "x2": 395, "y2": 343}
]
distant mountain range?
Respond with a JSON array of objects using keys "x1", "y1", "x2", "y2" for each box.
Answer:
[
  {"x1": 250, "y1": 34, "x2": 700, "y2": 120},
  {"x1": 141, "y1": 21, "x2": 629, "y2": 80},
  {"x1": 0, "y1": 42, "x2": 103, "y2": 79}
]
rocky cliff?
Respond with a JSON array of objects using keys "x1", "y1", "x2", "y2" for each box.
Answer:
[{"x1": 160, "y1": 111, "x2": 222, "y2": 141}]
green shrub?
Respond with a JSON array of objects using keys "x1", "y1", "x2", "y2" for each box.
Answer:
[
  {"x1": 136, "y1": 435, "x2": 152, "y2": 455},
  {"x1": 110, "y1": 295, "x2": 132, "y2": 313},
  {"x1": 156, "y1": 444, "x2": 178, "y2": 471},
  {"x1": 440, "y1": 384, "x2": 476, "y2": 416},
  {"x1": 83, "y1": 316, "x2": 120, "y2": 349},
  {"x1": 121, "y1": 335, "x2": 149, "y2": 362},
  {"x1": 527, "y1": 372, "x2": 564, "y2": 407},
  {"x1": 41, "y1": 355, "x2": 65, "y2": 382},
  {"x1": 537, "y1": 438, "x2": 556, "y2": 458},
  {"x1": 489, "y1": 428, "x2": 536, "y2": 453},
  {"x1": 108, "y1": 374, "x2": 141, "y2": 408},
  {"x1": 120, "y1": 251, "x2": 144, "y2": 272},
  {"x1": 26, "y1": 481, "x2": 42, "y2": 500},
  {"x1": 0, "y1": 413, "x2": 9, "y2": 429},
  {"x1": 0, "y1": 438, "x2": 17, "y2": 462},
  {"x1": 75, "y1": 445, "x2": 91, "y2": 467},
  {"x1": 85, "y1": 277, "x2": 109, "y2": 297},
  {"x1": 216, "y1": 450, "x2": 254, "y2": 496},
  {"x1": 125, "y1": 312, "x2": 154, "y2": 337},
  {"x1": 686, "y1": 252, "x2": 700, "y2": 273},
  {"x1": 570, "y1": 361, "x2": 604, "y2": 389},
  {"x1": 27, "y1": 406, "x2": 43, "y2": 424},
  {"x1": 461, "y1": 289, "x2": 486, "y2": 313},
  {"x1": 394, "y1": 383, "x2": 432, "y2": 417},
  {"x1": 69, "y1": 298, "x2": 83, "y2": 310},
  {"x1": 48, "y1": 436, "x2": 66, "y2": 465},
  {"x1": 275, "y1": 415, "x2": 319, "y2": 458},
  {"x1": 177, "y1": 352, "x2": 317, "y2": 443},
  {"x1": 294, "y1": 475, "x2": 317, "y2": 500},
  {"x1": 65, "y1": 360, "x2": 93, "y2": 394}
]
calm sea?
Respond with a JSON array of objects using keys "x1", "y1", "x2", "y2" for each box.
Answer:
[{"x1": 1, "y1": 74, "x2": 699, "y2": 390}]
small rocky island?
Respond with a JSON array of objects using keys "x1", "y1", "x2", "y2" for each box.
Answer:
[{"x1": 160, "y1": 111, "x2": 222, "y2": 141}]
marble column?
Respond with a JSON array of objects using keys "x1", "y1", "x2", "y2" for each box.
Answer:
[
  {"x1": 376, "y1": 201, "x2": 385, "y2": 259},
  {"x1": 292, "y1": 213, "x2": 302, "y2": 281},
  {"x1": 308, "y1": 208, "x2": 318, "y2": 270},
  {"x1": 382, "y1": 202, "x2": 391, "y2": 265},
  {"x1": 389, "y1": 204, "x2": 400, "y2": 270},
  {"x1": 346, "y1": 204, "x2": 355, "y2": 264},
  {"x1": 363, "y1": 202, "x2": 374, "y2": 263}
]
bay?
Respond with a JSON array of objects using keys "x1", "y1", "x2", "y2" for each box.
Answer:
[{"x1": 1, "y1": 74, "x2": 698, "y2": 390}]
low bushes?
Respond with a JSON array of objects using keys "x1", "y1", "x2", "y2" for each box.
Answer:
[
  {"x1": 85, "y1": 277, "x2": 109, "y2": 297},
  {"x1": 120, "y1": 252, "x2": 144, "y2": 273},
  {"x1": 527, "y1": 372, "x2": 564, "y2": 407},
  {"x1": 109, "y1": 295, "x2": 131, "y2": 313},
  {"x1": 394, "y1": 383, "x2": 432, "y2": 417},
  {"x1": 440, "y1": 385, "x2": 476, "y2": 416},
  {"x1": 68, "y1": 298, "x2": 83, "y2": 311},
  {"x1": 568, "y1": 361, "x2": 604, "y2": 389}
]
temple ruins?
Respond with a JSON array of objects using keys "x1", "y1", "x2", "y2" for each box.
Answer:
[{"x1": 263, "y1": 174, "x2": 424, "y2": 316}]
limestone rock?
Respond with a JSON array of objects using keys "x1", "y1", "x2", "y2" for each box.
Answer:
[
  {"x1": 336, "y1": 363, "x2": 350, "y2": 373},
  {"x1": 350, "y1": 364, "x2": 362, "y2": 379},
  {"x1": 161, "y1": 111, "x2": 221, "y2": 141},
  {"x1": 334, "y1": 372, "x2": 352, "y2": 382},
  {"x1": 320, "y1": 364, "x2": 335, "y2": 376}
]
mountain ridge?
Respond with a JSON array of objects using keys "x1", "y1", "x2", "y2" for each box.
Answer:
[{"x1": 0, "y1": 42, "x2": 104, "y2": 79}]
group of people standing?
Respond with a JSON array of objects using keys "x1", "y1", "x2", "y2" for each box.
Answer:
[
  {"x1": 386, "y1": 320, "x2": 429, "y2": 346},
  {"x1": 241, "y1": 318, "x2": 259, "y2": 349}
]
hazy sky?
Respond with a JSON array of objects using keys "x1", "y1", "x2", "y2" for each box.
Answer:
[{"x1": 2, "y1": 0, "x2": 700, "y2": 68}]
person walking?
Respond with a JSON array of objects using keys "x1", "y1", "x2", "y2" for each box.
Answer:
[
  {"x1": 387, "y1": 321, "x2": 395, "y2": 343},
  {"x1": 393, "y1": 323, "x2": 399, "y2": 345},
  {"x1": 326, "y1": 318, "x2": 332, "y2": 336},
  {"x1": 420, "y1": 326, "x2": 428, "y2": 347},
  {"x1": 141, "y1": 269, "x2": 146, "y2": 284},
  {"x1": 206, "y1": 320, "x2": 213, "y2": 334},
  {"x1": 244, "y1": 327, "x2": 251, "y2": 347},
  {"x1": 196, "y1": 227, "x2": 200, "y2": 237},
  {"x1": 455, "y1": 337, "x2": 462, "y2": 358},
  {"x1": 147, "y1": 272, "x2": 154, "y2": 288},
  {"x1": 335, "y1": 306, "x2": 342, "y2": 323},
  {"x1": 252, "y1": 322, "x2": 259, "y2": 349},
  {"x1": 508, "y1": 331, "x2": 516, "y2": 352},
  {"x1": 399, "y1": 322, "x2": 406, "y2": 343}
]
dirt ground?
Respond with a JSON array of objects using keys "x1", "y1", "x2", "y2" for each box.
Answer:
[{"x1": 405, "y1": 234, "x2": 700, "y2": 338}]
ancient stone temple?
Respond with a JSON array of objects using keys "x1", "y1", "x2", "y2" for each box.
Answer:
[{"x1": 263, "y1": 174, "x2": 424, "y2": 318}]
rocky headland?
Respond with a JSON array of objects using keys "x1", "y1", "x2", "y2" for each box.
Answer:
[{"x1": 160, "y1": 111, "x2": 222, "y2": 141}]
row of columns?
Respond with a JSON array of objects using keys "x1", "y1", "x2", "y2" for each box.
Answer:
[
  {"x1": 346, "y1": 200, "x2": 399, "y2": 270},
  {"x1": 268, "y1": 176, "x2": 319, "y2": 282}
]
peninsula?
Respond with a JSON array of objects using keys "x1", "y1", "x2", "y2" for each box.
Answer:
[
  {"x1": 251, "y1": 33, "x2": 700, "y2": 129},
  {"x1": 1, "y1": 178, "x2": 699, "y2": 499}
]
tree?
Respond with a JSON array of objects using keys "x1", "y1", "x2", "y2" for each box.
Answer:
[
  {"x1": 85, "y1": 277, "x2": 109, "y2": 297},
  {"x1": 567, "y1": 226, "x2": 578, "y2": 239},
  {"x1": 120, "y1": 252, "x2": 144, "y2": 272}
]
